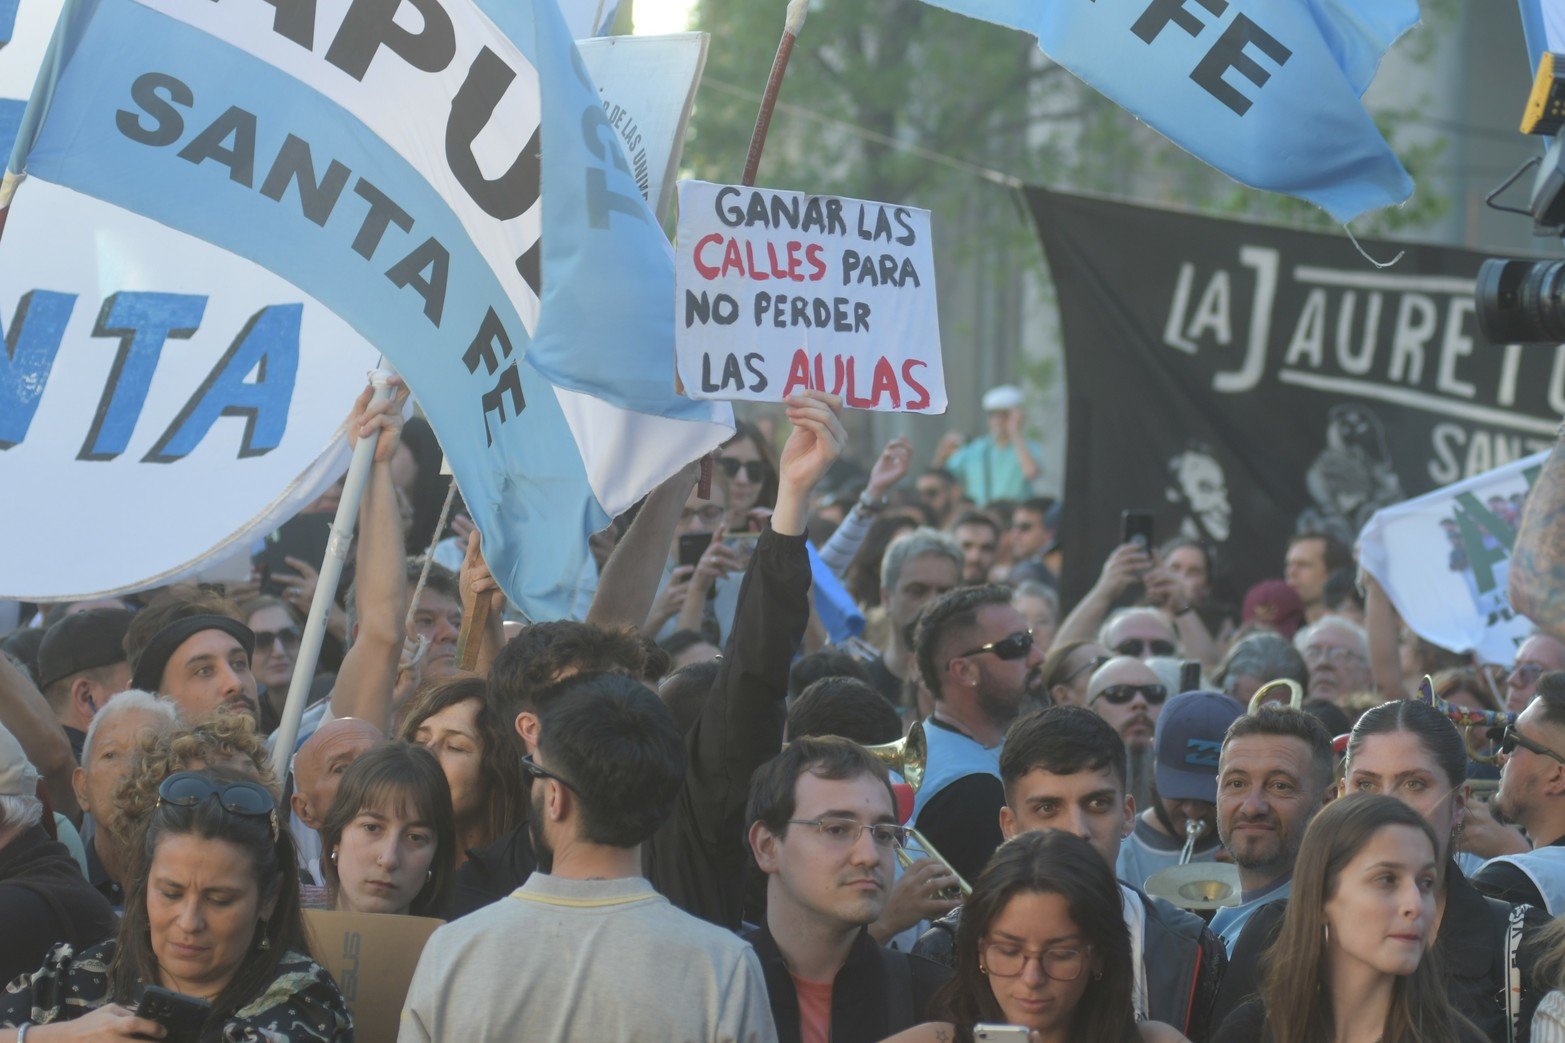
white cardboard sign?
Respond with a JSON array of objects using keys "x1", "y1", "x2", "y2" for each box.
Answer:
[{"x1": 673, "y1": 180, "x2": 946, "y2": 413}]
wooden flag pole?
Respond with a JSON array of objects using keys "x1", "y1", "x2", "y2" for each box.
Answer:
[{"x1": 695, "y1": 0, "x2": 808, "y2": 500}]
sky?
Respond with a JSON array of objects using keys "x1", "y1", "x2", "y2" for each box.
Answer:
[{"x1": 632, "y1": 0, "x2": 698, "y2": 35}]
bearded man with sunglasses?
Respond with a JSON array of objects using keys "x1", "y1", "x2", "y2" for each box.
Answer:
[
  {"x1": 1475, "y1": 673, "x2": 1565, "y2": 915},
  {"x1": 910, "y1": 586, "x2": 1046, "y2": 885},
  {"x1": 1086, "y1": 656, "x2": 1167, "y2": 810}
]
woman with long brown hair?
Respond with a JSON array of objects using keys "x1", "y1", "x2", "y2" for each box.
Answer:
[
  {"x1": 890, "y1": 830, "x2": 1184, "y2": 1043},
  {"x1": 398, "y1": 674, "x2": 524, "y2": 866},
  {"x1": 1213, "y1": 793, "x2": 1482, "y2": 1043}
]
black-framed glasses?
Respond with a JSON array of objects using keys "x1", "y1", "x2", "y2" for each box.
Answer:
[
  {"x1": 786, "y1": 816, "x2": 909, "y2": 849},
  {"x1": 253, "y1": 627, "x2": 301, "y2": 651},
  {"x1": 157, "y1": 771, "x2": 279, "y2": 840},
  {"x1": 521, "y1": 753, "x2": 578, "y2": 793},
  {"x1": 1091, "y1": 683, "x2": 1168, "y2": 707},
  {"x1": 716, "y1": 458, "x2": 769, "y2": 483},
  {"x1": 1114, "y1": 638, "x2": 1176, "y2": 658},
  {"x1": 980, "y1": 939, "x2": 1091, "y2": 980},
  {"x1": 1499, "y1": 725, "x2": 1565, "y2": 764},
  {"x1": 1064, "y1": 655, "x2": 1111, "y2": 684},
  {"x1": 955, "y1": 630, "x2": 1034, "y2": 662}
]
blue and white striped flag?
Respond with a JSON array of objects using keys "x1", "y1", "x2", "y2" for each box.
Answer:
[
  {"x1": 919, "y1": 0, "x2": 1419, "y2": 223},
  {"x1": 4, "y1": 0, "x2": 732, "y2": 617},
  {"x1": 1519, "y1": 0, "x2": 1565, "y2": 74}
]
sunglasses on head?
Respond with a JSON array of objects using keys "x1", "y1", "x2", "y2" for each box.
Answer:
[
  {"x1": 1091, "y1": 683, "x2": 1168, "y2": 706},
  {"x1": 1114, "y1": 638, "x2": 1176, "y2": 658},
  {"x1": 955, "y1": 630, "x2": 1035, "y2": 662},
  {"x1": 1064, "y1": 654, "x2": 1111, "y2": 684},
  {"x1": 157, "y1": 771, "x2": 279, "y2": 840},
  {"x1": 1499, "y1": 725, "x2": 1565, "y2": 764},
  {"x1": 716, "y1": 458, "x2": 768, "y2": 483}
]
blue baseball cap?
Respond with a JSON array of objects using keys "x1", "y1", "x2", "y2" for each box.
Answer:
[{"x1": 1153, "y1": 690, "x2": 1245, "y2": 804}]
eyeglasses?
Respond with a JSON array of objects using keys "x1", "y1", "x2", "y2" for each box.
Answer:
[
  {"x1": 980, "y1": 939, "x2": 1091, "y2": 981},
  {"x1": 1091, "y1": 683, "x2": 1168, "y2": 706},
  {"x1": 1508, "y1": 662, "x2": 1547, "y2": 689},
  {"x1": 1303, "y1": 644, "x2": 1366, "y2": 667},
  {"x1": 785, "y1": 816, "x2": 910, "y2": 849},
  {"x1": 253, "y1": 627, "x2": 301, "y2": 651},
  {"x1": 1499, "y1": 725, "x2": 1565, "y2": 764},
  {"x1": 1114, "y1": 638, "x2": 1176, "y2": 658},
  {"x1": 1063, "y1": 655, "x2": 1110, "y2": 685},
  {"x1": 521, "y1": 753, "x2": 579, "y2": 793},
  {"x1": 717, "y1": 458, "x2": 768, "y2": 483},
  {"x1": 955, "y1": 630, "x2": 1035, "y2": 662},
  {"x1": 157, "y1": 771, "x2": 279, "y2": 840}
]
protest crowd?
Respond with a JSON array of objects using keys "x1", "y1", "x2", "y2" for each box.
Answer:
[{"x1": 7, "y1": 371, "x2": 1565, "y2": 1043}]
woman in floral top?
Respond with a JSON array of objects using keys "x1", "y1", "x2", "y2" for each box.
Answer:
[{"x1": 1, "y1": 771, "x2": 351, "y2": 1042}]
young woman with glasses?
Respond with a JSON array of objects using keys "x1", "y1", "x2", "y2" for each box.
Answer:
[
  {"x1": 0, "y1": 770, "x2": 351, "y2": 1041},
  {"x1": 319, "y1": 743, "x2": 455, "y2": 919},
  {"x1": 888, "y1": 830, "x2": 1187, "y2": 1043},
  {"x1": 1212, "y1": 793, "x2": 1482, "y2": 1043}
]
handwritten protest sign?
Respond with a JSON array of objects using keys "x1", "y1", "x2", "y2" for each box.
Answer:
[{"x1": 674, "y1": 180, "x2": 946, "y2": 413}]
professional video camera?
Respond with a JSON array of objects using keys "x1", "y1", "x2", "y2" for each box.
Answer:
[{"x1": 1477, "y1": 53, "x2": 1565, "y2": 343}]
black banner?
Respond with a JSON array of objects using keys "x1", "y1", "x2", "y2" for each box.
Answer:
[{"x1": 1025, "y1": 187, "x2": 1561, "y2": 607}]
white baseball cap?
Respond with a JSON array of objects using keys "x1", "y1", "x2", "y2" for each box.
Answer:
[{"x1": 981, "y1": 385, "x2": 1025, "y2": 411}]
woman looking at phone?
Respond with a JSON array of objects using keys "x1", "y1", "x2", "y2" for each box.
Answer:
[
  {"x1": 0, "y1": 770, "x2": 350, "y2": 1041},
  {"x1": 887, "y1": 830, "x2": 1187, "y2": 1043}
]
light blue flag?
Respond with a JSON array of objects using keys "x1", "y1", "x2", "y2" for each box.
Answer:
[
  {"x1": 919, "y1": 0, "x2": 1418, "y2": 223},
  {"x1": 1518, "y1": 0, "x2": 1565, "y2": 74},
  {"x1": 806, "y1": 542, "x2": 864, "y2": 644},
  {"x1": 5, "y1": 0, "x2": 731, "y2": 619}
]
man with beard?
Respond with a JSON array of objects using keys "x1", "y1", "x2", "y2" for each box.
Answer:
[
  {"x1": 401, "y1": 673, "x2": 775, "y2": 1041},
  {"x1": 1208, "y1": 705, "x2": 1334, "y2": 955},
  {"x1": 128, "y1": 610, "x2": 260, "y2": 723},
  {"x1": 1474, "y1": 672, "x2": 1565, "y2": 914},
  {"x1": 951, "y1": 511, "x2": 1001, "y2": 585},
  {"x1": 745, "y1": 737, "x2": 950, "y2": 1041},
  {"x1": 1115, "y1": 690, "x2": 1242, "y2": 890},
  {"x1": 1293, "y1": 615, "x2": 1373, "y2": 707},
  {"x1": 1086, "y1": 656, "x2": 1167, "y2": 811},
  {"x1": 910, "y1": 585, "x2": 1045, "y2": 884},
  {"x1": 912, "y1": 708, "x2": 1226, "y2": 1040}
]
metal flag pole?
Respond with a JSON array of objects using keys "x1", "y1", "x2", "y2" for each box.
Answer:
[{"x1": 269, "y1": 370, "x2": 394, "y2": 780}]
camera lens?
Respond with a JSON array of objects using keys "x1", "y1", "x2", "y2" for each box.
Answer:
[{"x1": 1477, "y1": 257, "x2": 1565, "y2": 343}]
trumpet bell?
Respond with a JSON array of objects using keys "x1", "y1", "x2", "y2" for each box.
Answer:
[
  {"x1": 1143, "y1": 862, "x2": 1243, "y2": 911},
  {"x1": 865, "y1": 720, "x2": 928, "y2": 792}
]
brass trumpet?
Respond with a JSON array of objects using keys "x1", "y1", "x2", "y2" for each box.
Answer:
[
  {"x1": 1416, "y1": 675, "x2": 1515, "y2": 766},
  {"x1": 1142, "y1": 819, "x2": 1242, "y2": 911},
  {"x1": 863, "y1": 721, "x2": 972, "y2": 897}
]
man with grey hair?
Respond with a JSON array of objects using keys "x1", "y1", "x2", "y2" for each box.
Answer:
[
  {"x1": 1293, "y1": 615, "x2": 1372, "y2": 707},
  {"x1": 71, "y1": 690, "x2": 179, "y2": 909},
  {"x1": 862, "y1": 529, "x2": 962, "y2": 706},
  {"x1": 1215, "y1": 632, "x2": 1308, "y2": 708},
  {"x1": 0, "y1": 721, "x2": 115, "y2": 983}
]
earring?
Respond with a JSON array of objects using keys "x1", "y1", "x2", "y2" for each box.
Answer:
[
  {"x1": 978, "y1": 962, "x2": 989, "y2": 976},
  {"x1": 258, "y1": 932, "x2": 271, "y2": 952},
  {"x1": 1094, "y1": 971, "x2": 1103, "y2": 981},
  {"x1": 427, "y1": 870, "x2": 433, "y2": 882},
  {"x1": 1324, "y1": 922, "x2": 1331, "y2": 944},
  {"x1": 330, "y1": 850, "x2": 338, "y2": 863}
]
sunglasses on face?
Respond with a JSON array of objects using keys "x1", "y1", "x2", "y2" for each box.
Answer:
[
  {"x1": 956, "y1": 630, "x2": 1035, "y2": 662},
  {"x1": 1508, "y1": 662, "x2": 1546, "y2": 689},
  {"x1": 1091, "y1": 683, "x2": 1168, "y2": 706},
  {"x1": 1064, "y1": 654, "x2": 1111, "y2": 684},
  {"x1": 157, "y1": 771, "x2": 279, "y2": 840},
  {"x1": 1499, "y1": 725, "x2": 1565, "y2": 764},
  {"x1": 716, "y1": 458, "x2": 769, "y2": 483},
  {"x1": 253, "y1": 626, "x2": 301, "y2": 651},
  {"x1": 521, "y1": 753, "x2": 579, "y2": 793},
  {"x1": 1114, "y1": 638, "x2": 1176, "y2": 658}
]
